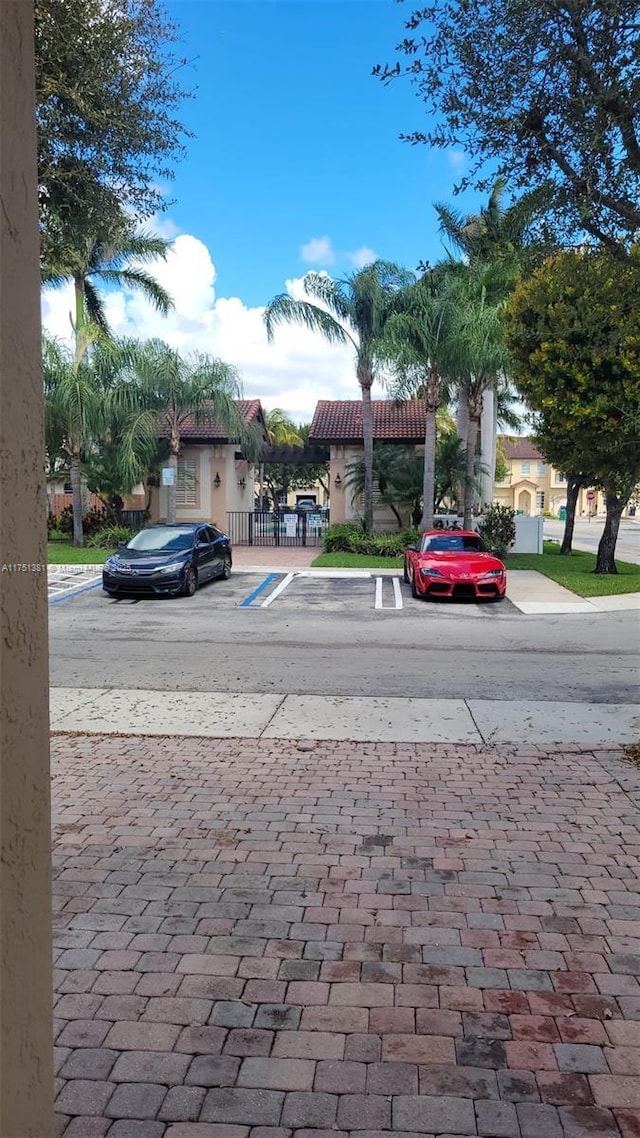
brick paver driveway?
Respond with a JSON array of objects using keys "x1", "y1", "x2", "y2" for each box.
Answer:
[{"x1": 52, "y1": 735, "x2": 640, "y2": 1138}]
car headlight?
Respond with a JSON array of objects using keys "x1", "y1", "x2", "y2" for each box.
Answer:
[
  {"x1": 157, "y1": 561, "x2": 185, "y2": 574},
  {"x1": 482, "y1": 569, "x2": 504, "y2": 578},
  {"x1": 105, "y1": 556, "x2": 118, "y2": 570},
  {"x1": 421, "y1": 567, "x2": 445, "y2": 577}
]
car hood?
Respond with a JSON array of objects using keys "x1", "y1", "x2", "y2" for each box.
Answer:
[
  {"x1": 417, "y1": 551, "x2": 505, "y2": 577},
  {"x1": 109, "y1": 549, "x2": 190, "y2": 569}
]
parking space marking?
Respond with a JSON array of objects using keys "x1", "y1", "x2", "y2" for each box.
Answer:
[
  {"x1": 237, "y1": 572, "x2": 280, "y2": 608},
  {"x1": 48, "y1": 577, "x2": 102, "y2": 604},
  {"x1": 261, "y1": 571, "x2": 295, "y2": 607},
  {"x1": 375, "y1": 576, "x2": 403, "y2": 610}
]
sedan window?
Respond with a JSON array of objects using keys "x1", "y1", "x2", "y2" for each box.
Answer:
[{"x1": 127, "y1": 528, "x2": 194, "y2": 552}]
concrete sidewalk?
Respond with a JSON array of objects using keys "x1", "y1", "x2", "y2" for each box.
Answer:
[
  {"x1": 51, "y1": 732, "x2": 640, "y2": 1138},
  {"x1": 50, "y1": 687, "x2": 640, "y2": 746}
]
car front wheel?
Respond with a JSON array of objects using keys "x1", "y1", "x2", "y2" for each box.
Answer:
[
  {"x1": 411, "y1": 570, "x2": 422, "y2": 599},
  {"x1": 183, "y1": 566, "x2": 198, "y2": 597},
  {"x1": 403, "y1": 558, "x2": 409, "y2": 583},
  {"x1": 220, "y1": 553, "x2": 232, "y2": 580}
]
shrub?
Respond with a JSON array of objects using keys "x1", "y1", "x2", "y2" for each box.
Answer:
[
  {"x1": 324, "y1": 522, "x2": 363, "y2": 552},
  {"x1": 86, "y1": 525, "x2": 134, "y2": 549},
  {"x1": 478, "y1": 504, "x2": 516, "y2": 557},
  {"x1": 323, "y1": 524, "x2": 420, "y2": 557},
  {"x1": 55, "y1": 504, "x2": 108, "y2": 537}
]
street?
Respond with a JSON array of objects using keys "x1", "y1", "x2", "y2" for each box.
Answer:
[
  {"x1": 544, "y1": 516, "x2": 640, "y2": 563},
  {"x1": 49, "y1": 571, "x2": 638, "y2": 704}
]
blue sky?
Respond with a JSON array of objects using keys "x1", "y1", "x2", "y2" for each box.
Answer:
[
  {"x1": 164, "y1": 0, "x2": 477, "y2": 305},
  {"x1": 44, "y1": 0, "x2": 487, "y2": 423}
]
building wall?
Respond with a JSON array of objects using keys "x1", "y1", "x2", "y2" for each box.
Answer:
[
  {"x1": 150, "y1": 443, "x2": 256, "y2": 526},
  {"x1": 494, "y1": 457, "x2": 610, "y2": 516}
]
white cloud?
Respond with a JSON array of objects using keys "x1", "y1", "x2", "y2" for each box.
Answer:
[
  {"x1": 347, "y1": 246, "x2": 378, "y2": 269},
  {"x1": 299, "y1": 235, "x2": 335, "y2": 265},
  {"x1": 40, "y1": 231, "x2": 375, "y2": 425}
]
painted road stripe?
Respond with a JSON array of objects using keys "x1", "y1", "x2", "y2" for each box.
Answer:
[
  {"x1": 392, "y1": 576, "x2": 403, "y2": 609},
  {"x1": 262, "y1": 571, "x2": 295, "y2": 607},
  {"x1": 49, "y1": 578, "x2": 102, "y2": 604},
  {"x1": 375, "y1": 576, "x2": 403, "y2": 611},
  {"x1": 238, "y1": 572, "x2": 279, "y2": 608},
  {"x1": 375, "y1": 577, "x2": 383, "y2": 609}
]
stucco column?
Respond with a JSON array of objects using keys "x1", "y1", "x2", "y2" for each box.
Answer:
[
  {"x1": 479, "y1": 387, "x2": 495, "y2": 507},
  {"x1": 0, "y1": 4, "x2": 54, "y2": 1137}
]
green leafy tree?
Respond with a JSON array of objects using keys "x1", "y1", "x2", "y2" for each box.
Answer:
[
  {"x1": 44, "y1": 335, "x2": 107, "y2": 545},
  {"x1": 345, "y1": 445, "x2": 424, "y2": 528},
  {"x1": 118, "y1": 340, "x2": 262, "y2": 523},
  {"x1": 264, "y1": 262, "x2": 414, "y2": 531},
  {"x1": 431, "y1": 179, "x2": 551, "y2": 272},
  {"x1": 505, "y1": 249, "x2": 640, "y2": 573},
  {"x1": 35, "y1": 0, "x2": 192, "y2": 268},
  {"x1": 375, "y1": 1, "x2": 640, "y2": 252},
  {"x1": 434, "y1": 432, "x2": 468, "y2": 512}
]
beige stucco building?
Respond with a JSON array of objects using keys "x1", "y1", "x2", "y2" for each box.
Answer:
[{"x1": 493, "y1": 437, "x2": 608, "y2": 517}]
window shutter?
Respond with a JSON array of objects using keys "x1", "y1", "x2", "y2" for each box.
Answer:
[{"x1": 176, "y1": 459, "x2": 197, "y2": 506}]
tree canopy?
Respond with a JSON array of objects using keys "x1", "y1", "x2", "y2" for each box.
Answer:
[
  {"x1": 35, "y1": 0, "x2": 192, "y2": 267},
  {"x1": 504, "y1": 247, "x2": 640, "y2": 570},
  {"x1": 375, "y1": 1, "x2": 640, "y2": 251}
]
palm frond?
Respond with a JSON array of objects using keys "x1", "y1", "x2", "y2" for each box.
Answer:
[
  {"x1": 263, "y1": 294, "x2": 355, "y2": 347},
  {"x1": 97, "y1": 268, "x2": 173, "y2": 315}
]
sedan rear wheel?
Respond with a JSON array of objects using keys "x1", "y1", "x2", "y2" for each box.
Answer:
[{"x1": 183, "y1": 566, "x2": 198, "y2": 597}]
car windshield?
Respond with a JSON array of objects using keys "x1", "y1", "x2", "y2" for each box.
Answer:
[
  {"x1": 421, "y1": 534, "x2": 485, "y2": 553},
  {"x1": 126, "y1": 528, "x2": 194, "y2": 553}
]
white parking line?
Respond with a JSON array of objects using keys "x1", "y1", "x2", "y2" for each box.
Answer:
[
  {"x1": 261, "y1": 571, "x2": 295, "y2": 607},
  {"x1": 375, "y1": 576, "x2": 403, "y2": 610}
]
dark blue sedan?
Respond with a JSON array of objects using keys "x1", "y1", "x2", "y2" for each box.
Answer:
[{"x1": 102, "y1": 523, "x2": 232, "y2": 598}]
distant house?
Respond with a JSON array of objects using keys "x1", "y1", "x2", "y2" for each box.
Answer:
[
  {"x1": 493, "y1": 437, "x2": 606, "y2": 516},
  {"x1": 309, "y1": 399, "x2": 428, "y2": 529},
  {"x1": 149, "y1": 399, "x2": 269, "y2": 526}
]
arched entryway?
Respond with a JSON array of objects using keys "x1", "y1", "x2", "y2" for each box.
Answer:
[{"x1": 517, "y1": 489, "x2": 532, "y2": 515}]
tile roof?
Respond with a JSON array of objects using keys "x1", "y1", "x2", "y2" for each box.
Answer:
[
  {"x1": 159, "y1": 399, "x2": 268, "y2": 442},
  {"x1": 499, "y1": 436, "x2": 545, "y2": 461},
  {"x1": 309, "y1": 400, "x2": 427, "y2": 442}
]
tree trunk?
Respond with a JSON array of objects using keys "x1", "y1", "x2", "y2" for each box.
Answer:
[
  {"x1": 560, "y1": 477, "x2": 581, "y2": 555},
  {"x1": 420, "y1": 405, "x2": 437, "y2": 530},
  {"x1": 463, "y1": 413, "x2": 480, "y2": 529},
  {"x1": 595, "y1": 491, "x2": 625, "y2": 574},
  {"x1": 360, "y1": 380, "x2": 374, "y2": 533},
  {"x1": 258, "y1": 462, "x2": 265, "y2": 511},
  {"x1": 166, "y1": 451, "x2": 178, "y2": 523},
  {"x1": 73, "y1": 277, "x2": 87, "y2": 367},
  {"x1": 70, "y1": 455, "x2": 84, "y2": 547}
]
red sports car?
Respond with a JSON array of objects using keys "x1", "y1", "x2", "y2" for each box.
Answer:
[{"x1": 404, "y1": 529, "x2": 507, "y2": 601}]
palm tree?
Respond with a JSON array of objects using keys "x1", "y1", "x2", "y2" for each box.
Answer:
[
  {"x1": 44, "y1": 335, "x2": 107, "y2": 546},
  {"x1": 434, "y1": 181, "x2": 543, "y2": 504},
  {"x1": 264, "y1": 261, "x2": 414, "y2": 531},
  {"x1": 345, "y1": 445, "x2": 423, "y2": 529},
  {"x1": 378, "y1": 267, "x2": 458, "y2": 529},
  {"x1": 117, "y1": 340, "x2": 262, "y2": 523},
  {"x1": 44, "y1": 216, "x2": 174, "y2": 364},
  {"x1": 444, "y1": 263, "x2": 512, "y2": 527}
]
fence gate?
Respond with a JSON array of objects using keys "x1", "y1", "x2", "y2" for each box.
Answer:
[{"x1": 226, "y1": 509, "x2": 329, "y2": 547}]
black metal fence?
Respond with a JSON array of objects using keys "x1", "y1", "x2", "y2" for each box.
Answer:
[{"x1": 226, "y1": 509, "x2": 329, "y2": 547}]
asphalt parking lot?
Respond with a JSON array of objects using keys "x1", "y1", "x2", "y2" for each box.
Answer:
[{"x1": 56, "y1": 569, "x2": 520, "y2": 617}]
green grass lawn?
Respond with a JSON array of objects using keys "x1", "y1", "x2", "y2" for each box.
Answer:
[
  {"x1": 312, "y1": 552, "x2": 404, "y2": 570},
  {"x1": 48, "y1": 542, "x2": 109, "y2": 564},
  {"x1": 312, "y1": 541, "x2": 640, "y2": 596}
]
